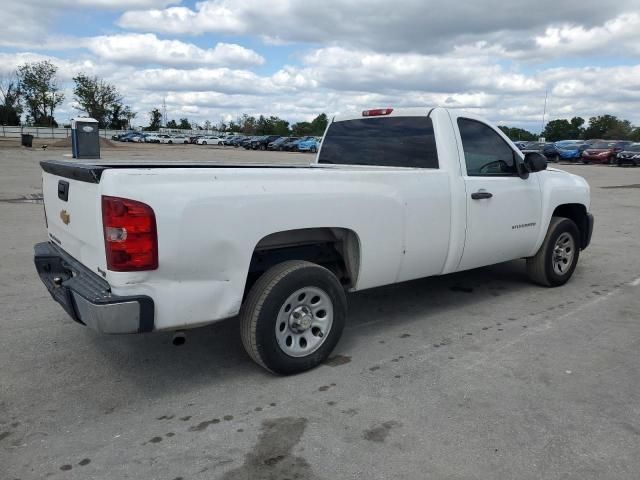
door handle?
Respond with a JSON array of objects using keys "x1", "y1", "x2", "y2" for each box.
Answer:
[{"x1": 471, "y1": 190, "x2": 493, "y2": 200}]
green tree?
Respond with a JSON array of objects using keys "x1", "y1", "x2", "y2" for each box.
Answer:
[
  {"x1": 166, "y1": 119, "x2": 179, "y2": 129},
  {"x1": 203, "y1": 120, "x2": 212, "y2": 131},
  {"x1": 498, "y1": 125, "x2": 537, "y2": 141},
  {"x1": 178, "y1": 118, "x2": 191, "y2": 130},
  {"x1": 239, "y1": 114, "x2": 257, "y2": 134},
  {"x1": 583, "y1": 115, "x2": 633, "y2": 140},
  {"x1": 146, "y1": 108, "x2": 162, "y2": 131},
  {"x1": 310, "y1": 113, "x2": 328, "y2": 135},
  {"x1": 540, "y1": 117, "x2": 585, "y2": 142},
  {"x1": 73, "y1": 74, "x2": 121, "y2": 128},
  {"x1": 0, "y1": 72, "x2": 23, "y2": 125},
  {"x1": 17, "y1": 60, "x2": 64, "y2": 127},
  {"x1": 291, "y1": 121, "x2": 313, "y2": 136},
  {"x1": 269, "y1": 116, "x2": 290, "y2": 136}
]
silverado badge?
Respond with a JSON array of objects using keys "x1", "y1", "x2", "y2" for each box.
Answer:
[{"x1": 59, "y1": 210, "x2": 70, "y2": 225}]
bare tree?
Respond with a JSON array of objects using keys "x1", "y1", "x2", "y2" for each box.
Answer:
[{"x1": 0, "y1": 72, "x2": 23, "y2": 125}]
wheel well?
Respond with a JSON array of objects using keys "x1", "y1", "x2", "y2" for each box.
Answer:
[
  {"x1": 246, "y1": 228, "x2": 361, "y2": 294},
  {"x1": 552, "y1": 204, "x2": 589, "y2": 248}
]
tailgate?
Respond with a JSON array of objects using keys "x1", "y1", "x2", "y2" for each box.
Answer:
[{"x1": 42, "y1": 169, "x2": 106, "y2": 274}]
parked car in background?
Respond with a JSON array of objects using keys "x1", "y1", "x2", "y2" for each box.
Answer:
[
  {"x1": 554, "y1": 140, "x2": 585, "y2": 161},
  {"x1": 522, "y1": 142, "x2": 561, "y2": 162},
  {"x1": 240, "y1": 136, "x2": 258, "y2": 149},
  {"x1": 111, "y1": 133, "x2": 126, "y2": 141},
  {"x1": 267, "y1": 137, "x2": 293, "y2": 150},
  {"x1": 615, "y1": 143, "x2": 640, "y2": 166},
  {"x1": 513, "y1": 141, "x2": 528, "y2": 150},
  {"x1": 157, "y1": 134, "x2": 173, "y2": 144},
  {"x1": 229, "y1": 136, "x2": 248, "y2": 147},
  {"x1": 582, "y1": 141, "x2": 632, "y2": 164},
  {"x1": 131, "y1": 134, "x2": 149, "y2": 143},
  {"x1": 297, "y1": 137, "x2": 320, "y2": 153},
  {"x1": 250, "y1": 135, "x2": 282, "y2": 150},
  {"x1": 115, "y1": 132, "x2": 139, "y2": 142},
  {"x1": 144, "y1": 134, "x2": 161, "y2": 143},
  {"x1": 196, "y1": 136, "x2": 223, "y2": 145},
  {"x1": 168, "y1": 135, "x2": 189, "y2": 144},
  {"x1": 283, "y1": 136, "x2": 315, "y2": 151}
]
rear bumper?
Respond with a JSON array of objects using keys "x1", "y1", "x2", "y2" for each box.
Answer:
[{"x1": 34, "y1": 242, "x2": 154, "y2": 334}]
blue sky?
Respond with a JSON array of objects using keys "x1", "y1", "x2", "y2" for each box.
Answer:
[{"x1": 2, "y1": 0, "x2": 640, "y2": 131}]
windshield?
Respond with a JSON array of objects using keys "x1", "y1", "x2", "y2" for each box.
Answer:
[
  {"x1": 627, "y1": 144, "x2": 640, "y2": 152},
  {"x1": 591, "y1": 142, "x2": 612, "y2": 149}
]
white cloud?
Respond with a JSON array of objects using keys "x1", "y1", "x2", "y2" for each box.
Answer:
[
  {"x1": 86, "y1": 34, "x2": 264, "y2": 67},
  {"x1": 117, "y1": 0, "x2": 640, "y2": 58}
]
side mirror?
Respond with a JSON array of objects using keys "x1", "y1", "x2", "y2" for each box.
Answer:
[{"x1": 523, "y1": 151, "x2": 547, "y2": 176}]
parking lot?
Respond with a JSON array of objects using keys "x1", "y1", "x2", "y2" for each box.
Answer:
[{"x1": 1, "y1": 139, "x2": 639, "y2": 479}]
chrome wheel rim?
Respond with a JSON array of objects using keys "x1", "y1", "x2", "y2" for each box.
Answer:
[
  {"x1": 552, "y1": 232, "x2": 575, "y2": 276},
  {"x1": 275, "y1": 287, "x2": 333, "y2": 357}
]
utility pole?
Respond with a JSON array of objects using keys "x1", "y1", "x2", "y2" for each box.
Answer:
[
  {"x1": 162, "y1": 96, "x2": 167, "y2": 128},
  {"x1": 540, "y1": 90, "x2": 548, "y2": 140}
]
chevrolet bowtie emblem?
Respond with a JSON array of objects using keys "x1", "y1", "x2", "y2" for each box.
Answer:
[{"x1": 60, "y1": 210, "x2": 70, "y2": 225}]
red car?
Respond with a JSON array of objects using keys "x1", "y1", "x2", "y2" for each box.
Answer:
[{"x1": 582, "y1": 141, "x2": 632, "y2": 164}]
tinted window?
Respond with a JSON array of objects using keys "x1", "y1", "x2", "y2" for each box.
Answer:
[
  {"x1": 457, "y1": 118, "x2": 517, "y2": 176},
  {"x1": 318, "y1": 116, "x2": 438, "y2": 168},
  {"x1": 628, "y1": 144, "x2": 640, "y2": 152}
]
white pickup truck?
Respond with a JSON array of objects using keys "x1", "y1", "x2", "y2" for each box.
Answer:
[{"x1": 35, "y1": 107, "x2": 593, "y2": 374}]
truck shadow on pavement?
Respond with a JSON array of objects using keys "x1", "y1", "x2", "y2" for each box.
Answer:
[{"x1": 86, "y1": 259, "x2": 533, "y2": 395}]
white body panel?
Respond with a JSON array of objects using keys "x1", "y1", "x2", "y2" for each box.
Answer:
[{"x1": 41, "y1": 107, "x2": 591, "y2": 331}]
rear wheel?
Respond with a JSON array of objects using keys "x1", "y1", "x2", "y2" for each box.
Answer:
[
  {"x1": 311, "y1": 146, "x2": 317, "y2": 153},
  {"x1": 527, "y1": 217, "x2": 580, "y2": 287},
  {"x1": 240, "y1": 261, "x2": 346, "y2": 374},
  {"x1": 202, "y1": 141, "x2": 207, "y2": 145}
]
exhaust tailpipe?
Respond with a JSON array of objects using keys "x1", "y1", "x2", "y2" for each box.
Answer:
[{"x1": 172, "y1": 331, "x2": 186, "y2": 346}]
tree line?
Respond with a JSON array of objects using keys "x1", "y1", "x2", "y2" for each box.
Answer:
[
  {"x1": 146, "y1": 109, "x2": 329, "y2": 137},
  {"x1": 499, "y1": 115, "x2": 640, "y2": 142}
]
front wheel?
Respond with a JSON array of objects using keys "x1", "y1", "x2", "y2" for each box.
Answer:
[
  {"x1": 527, "y1": 217, "x2": 580, "y2": 287},
  {"x1": 240, "y1": 261, "x2": 347, "y2": 375}
]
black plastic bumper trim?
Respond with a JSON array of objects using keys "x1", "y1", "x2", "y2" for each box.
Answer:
[{"x1": 33, "y1": 242, "x2": 155, "y2": 333}]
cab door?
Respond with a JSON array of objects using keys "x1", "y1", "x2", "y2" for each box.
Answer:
[{"x1": 453, "y1": 116, "x2": 542, "y2": 272}]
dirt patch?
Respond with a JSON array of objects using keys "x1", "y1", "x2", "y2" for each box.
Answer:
[{"x1": 220, "y1": 417, "x2": 317, "y2": 480}]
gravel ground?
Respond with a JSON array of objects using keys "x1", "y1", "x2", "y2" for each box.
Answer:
[{"x1": 1, "y1": 140, "x2": 639, "y2": 480}]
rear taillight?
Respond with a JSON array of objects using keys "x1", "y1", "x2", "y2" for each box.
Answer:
[
  {"x1": 102, "y1": 196, "x2": 158, "y2": 271},
  {"x1": 362, "y1": 108, "x2": 393, "y2": 117}
]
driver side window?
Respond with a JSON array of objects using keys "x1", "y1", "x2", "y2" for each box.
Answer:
[{"x1": 457, "y1": 118, "x2": 517, "y2": 176}]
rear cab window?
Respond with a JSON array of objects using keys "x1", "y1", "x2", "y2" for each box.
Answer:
[{"x1": 318, "y1": 116, "x2": 439, "y2": 168}]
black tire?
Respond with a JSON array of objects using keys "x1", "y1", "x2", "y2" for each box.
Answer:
[
  {"x1": 526, "y1": 217, "x2": 580, "y2": 287},
  {"x1": 202, "y1": 141, "x2": 207, "y2": 145},
  {"x1": 168, "y1": 140, "x2": 173, "y2": 144},
  {"x1": 310, "y1": 146, "x2": 317, "y2": 153},
  {"x1": 240, "y1": 261, "x2": 347, "y2": 375},
  {"x1": 260, "y1": 144, "x2": 266, "y2": 151}
]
